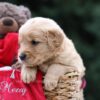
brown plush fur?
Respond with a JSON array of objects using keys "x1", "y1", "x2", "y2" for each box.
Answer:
[
  {"x1": 0, "y1": 2, "x2": 31, "y2": 33},
  {"x1": 18, "y1": 17, "x2": 85, "y2": 91}
]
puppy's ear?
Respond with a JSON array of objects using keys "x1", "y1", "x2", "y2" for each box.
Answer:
[{"x1": 47, "y1": 29, "x2": 64, "y2": 51}]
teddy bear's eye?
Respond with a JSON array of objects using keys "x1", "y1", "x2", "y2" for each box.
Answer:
[{"x1": 31, "y1": 40, "x2": 40, "y2": 45}]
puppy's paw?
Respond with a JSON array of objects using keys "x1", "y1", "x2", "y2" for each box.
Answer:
[
  {"x1": 44, "y1": 76, "x2": 58, "y2": 91},
  {"x1": 21, "y1": 68, "x2": 37, "y2": 83},
  {"x1": 12, "y1": 61, "x2": 22, "y2": 69}
]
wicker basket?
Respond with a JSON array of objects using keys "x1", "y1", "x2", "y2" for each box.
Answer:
[{"x1": 44, "y1": 68, "x2": 84, "y2": 100}]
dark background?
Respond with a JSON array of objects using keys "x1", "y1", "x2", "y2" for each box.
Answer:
[{"x1": 1, "y1": 0, "x2": 100, "y2": 100}]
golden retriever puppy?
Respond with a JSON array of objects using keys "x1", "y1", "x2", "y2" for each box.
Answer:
[{"x1": 18, "y1": 17, "x2": 85, "y2": 91}]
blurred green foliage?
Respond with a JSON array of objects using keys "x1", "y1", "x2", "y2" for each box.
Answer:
[{"x1": 1, "y1": 0, "x2": 100, "y2": 99}]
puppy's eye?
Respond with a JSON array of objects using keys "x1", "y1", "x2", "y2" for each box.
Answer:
[{"x1": 31, "y1": 40, "x2": 40, "y2": 45}]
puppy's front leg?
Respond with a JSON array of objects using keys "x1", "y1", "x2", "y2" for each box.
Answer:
[
  {"x1": 44, "y1": 64, "x2": 66, "y2": 91},
  {"x1": 21, "y1": 65, "x2": 37, "y2": 83}
]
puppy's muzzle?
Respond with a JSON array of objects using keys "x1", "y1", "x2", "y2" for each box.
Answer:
[{"x1": 19, "y1": 53, "x2": 26, "y2": 61}]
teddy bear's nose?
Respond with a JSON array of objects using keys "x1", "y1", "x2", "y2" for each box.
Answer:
[{"x1": 3, "y1": 19, "x2": 13, "y2": 26}]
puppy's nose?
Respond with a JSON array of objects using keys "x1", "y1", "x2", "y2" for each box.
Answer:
[
  {"x1": 19, "y1": 53, "x2": 26, "y2": 60},
  {"x1": 3, "y1": 19, "x2": 13, "y2": 26}
]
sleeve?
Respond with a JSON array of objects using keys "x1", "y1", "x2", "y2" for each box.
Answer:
[{"x1": 0, "y1": 32, "x2": 18, "y2": 66}]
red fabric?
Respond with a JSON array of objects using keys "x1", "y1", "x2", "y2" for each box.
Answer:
[
  {"x1": 80, "y1": 78, "x2": 86, "y2": 89},
  {"x1": 0, "y1": 32, "x2": 46, "y2": 100},
  {"x1": 0, "y1": 69, "x2": 46, "y2": 100},
  {"x1": 0, "y1": 32, "x2": 18, "y2": 67}
]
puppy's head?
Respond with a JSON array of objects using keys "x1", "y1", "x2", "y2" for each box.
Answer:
[{"x1": 18, "y1": 17, "x2": 64, "y2": 67}]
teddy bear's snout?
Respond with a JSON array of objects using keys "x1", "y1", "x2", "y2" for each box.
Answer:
[{"x1": 3, "y1": 18, "x2": 13, "y2": 26}]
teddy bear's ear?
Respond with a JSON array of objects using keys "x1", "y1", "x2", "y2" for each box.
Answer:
[
  {"x1": 47, "y1": 29, "x2": 64, "y2": 51},
  {"x1": 19, "y1": 6, "x2": 31, "y2": 19}
]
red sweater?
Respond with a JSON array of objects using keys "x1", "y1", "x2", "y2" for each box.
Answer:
[
  {"x1": 0, "y1": 32, "x2": 18, "y2": 67},
  {"x1": 0, "y1": 69, "x2": 46, "y2": 100}
]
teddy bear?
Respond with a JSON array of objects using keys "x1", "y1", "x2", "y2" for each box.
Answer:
[{"x1": 0, "y1": 2, "x2": 31, "y2": 67}]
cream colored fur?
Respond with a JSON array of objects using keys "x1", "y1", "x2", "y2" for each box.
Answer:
[{"x1": 18, "y1": 17, "x2": 85, "y2": 91}]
